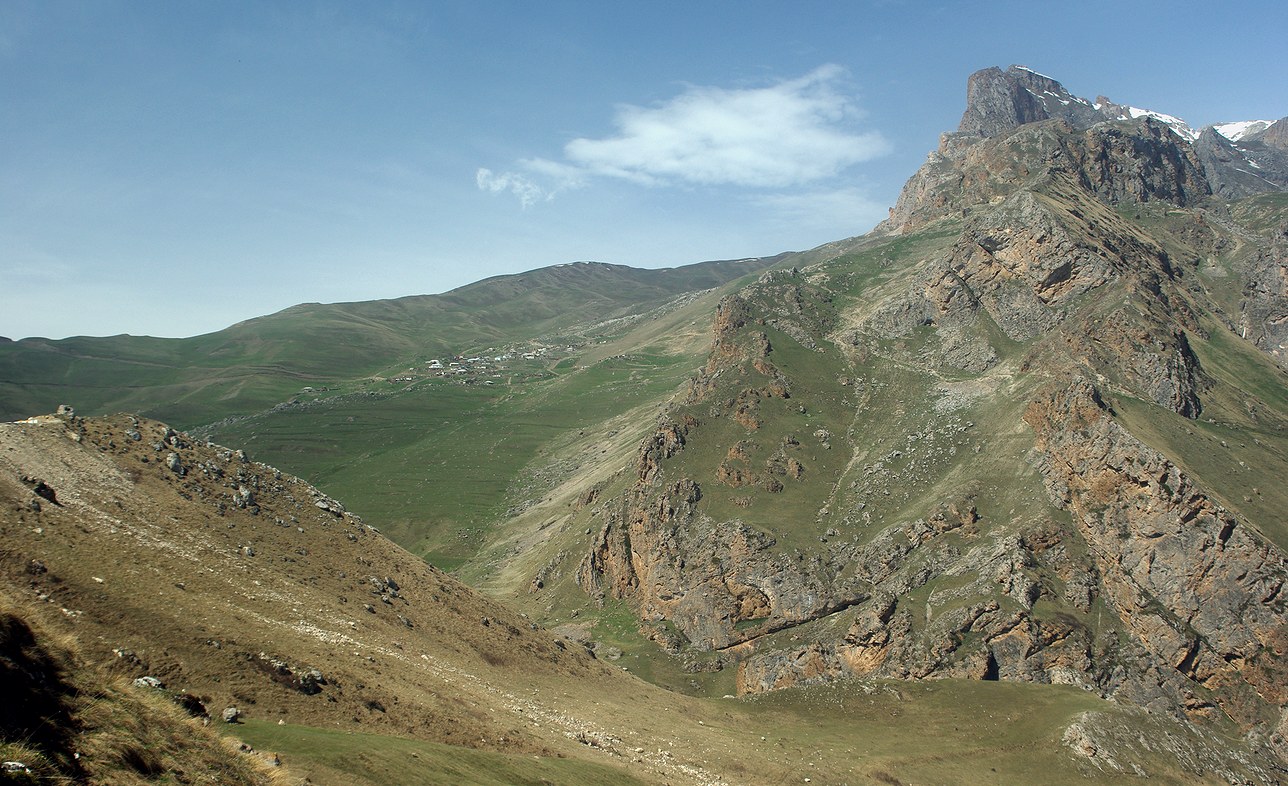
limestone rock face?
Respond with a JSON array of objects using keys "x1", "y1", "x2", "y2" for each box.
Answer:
[
  {"x1": 577, "y1": 421, "x2": 868, "y2": 651},
  {"x1": 885, "y1": 116, "x2": 1210, "y2": 235},
  {"x1": 956, "y1": 65, "x2": 1105, "y2": 139},
  {"x1": 1237, "y1": 247, "x2": 1288, "y2": 366},
  {"x1": 1072, "y1": 119, "x2": 1210, "y2": 206},
  {"x1": 887, "y1": 66, "x2": 1288, "y2": 238},
  {"x1": 1025, "y1": 380, "x2": 1288, "y2": 738},
  {"x1": 1258, "y1": 116, "x2": 1288, "y2": 151}
]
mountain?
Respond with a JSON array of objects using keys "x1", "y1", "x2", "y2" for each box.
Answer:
[
  {"x1": 0, "y1": 412, "x2": 655, "y2": 784},
  {"x1": 1215, "y1": 120, "x2": 1277, "y2": 142},
  {"x1": 3, "y1": 64, "x2": 1288, "y2": 784},
  {"x1": 0, "y1": 257, "x2": 775, "y2": 428},
  {"x1": 1193, "y1": 118, "x2": 1288, "y2": 199},
  {"x1": 559, "y1": 65, "x2": 1288, "y2": 774}
]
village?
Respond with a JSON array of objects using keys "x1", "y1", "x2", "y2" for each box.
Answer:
[{"x1": 382, "y1": 343, "x2": 579, "y2": 387}]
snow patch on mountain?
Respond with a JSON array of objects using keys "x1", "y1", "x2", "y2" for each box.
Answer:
[
  {"x1": 1126, "y1": 107, "x2": 1197, "y2": 141},
  {"x1": 1214, "y1": 120, "x2": 1274, "y2": 141}
]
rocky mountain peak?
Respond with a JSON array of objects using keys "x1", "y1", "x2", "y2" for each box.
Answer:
[
  {"x1": 884, "y1": 66, "x2": 1287, "y2": 233},
  {"x1": 956, "y1": 65, "x2": 1103, "y2": 139},
  {"x1": 1213, "y1": 119, "x2": 1276, "y2": 142},
  {"x1": 1192, "y1": 114, "x2": 1288, "y2": 198},
  {"x1": 1257, "y1": 115, "x2": 1288, "y2": 150}
]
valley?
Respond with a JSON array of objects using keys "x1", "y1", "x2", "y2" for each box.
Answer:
[{"x1": 3, "y1": 65, "x2": 1287, "y2": 784}]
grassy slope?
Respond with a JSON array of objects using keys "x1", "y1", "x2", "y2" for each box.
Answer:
[
  {"x1": 203, "y1": 274, "x2": 746, "y2": 572},
  {"x1": 2, "y1": 222, "x2": 1279, "y2": 784},
  {"x1": 0, "y1": 258, "x2": 771, "y2": 427},
  {"x1": 230, "y1": 679, "x2": 1254, "y2": 786},
  {"x1": 230, "y1": 719, "x2": 653, "y2": 786},
  {"x1": 1110, "y1": 191, "x2": 1288, "y2": 552},
  {"x1": 1115, "y1": 318, "x2": 1288, "y2": 553},
  {"x1": 0, "y1": 599, "x2": 281, "y2": 786}
]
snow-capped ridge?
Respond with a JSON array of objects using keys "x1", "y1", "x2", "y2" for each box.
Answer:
[
  {"x1": 1125, "y1": 106, "x2": 1197, "y2": 141},
  {"x1": 1214, "y1": 120, "x2": 1274, "y2": 142},
  {"x1": 1012, "y1": 64, "x2": 1055, "y2": 81}
]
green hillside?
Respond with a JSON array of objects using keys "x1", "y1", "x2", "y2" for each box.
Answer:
[{"x1": 0, "y1": 257, "x2": 775, "y2": 427}]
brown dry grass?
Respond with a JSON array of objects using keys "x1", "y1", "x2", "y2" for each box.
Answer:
[{"x1": 0, "y1": 593, "x2": 285, "y2": 786}]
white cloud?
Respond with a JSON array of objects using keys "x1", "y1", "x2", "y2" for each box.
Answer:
[
  {"x1": 477, "y1": 65, "x2": 889, "y2": 205},
  {"x1": 566, "y1": 65, "x2": 888, "y2": 188},
  {"x1": 518, "y1": 157, "x2": 586, "y2": 186},
  {"x1": 476, "y1": 160, "x2": 585, "y2": 208}
]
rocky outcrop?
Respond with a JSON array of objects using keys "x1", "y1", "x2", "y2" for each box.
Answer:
[
  {"x1": 1259, "y1": 117, "x2": 1288, "y2": 151},
  {"x1": 1025, "y1": 379, "x2": 1288, "y2": 741},
  {"x1": 1062, "y1": 709, "x2": 1282, "y2": 784},
  {"x1": 1072, "y1": 119, "x2": 1210, "y2": 206},
  {"x1": 872, "y1": 177, "x2": 1209, "y2": 414},
  {"x1": 1193, "y1": 128, "x2": 1288, "y2": 199},
  {"x1": 946, "y1": 65, "x2": 1281, "y2": 210},
  {"x1": 1237, "y1": 246, "x2": 1288, "y2": 366},
  {"x1": 885, "y1": 117, "x2": 1211, "y2": 236},
  {"x1": 733, "y1": 532, "x2": 1104, "y2": 695},
  {"x1": 576, "y1": 429, "x2": 866, "y2": 650},
  {"x1": 1192, "y1": 116, "x2": 1288, "y2": 199},
  {"x1": 731, "y1": 377, "x2": 1288, "y2": 751}
]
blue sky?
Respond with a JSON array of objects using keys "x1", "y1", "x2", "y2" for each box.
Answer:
[{"x1": 3, "y1": 0, "x2": 1286, "y2": 339}]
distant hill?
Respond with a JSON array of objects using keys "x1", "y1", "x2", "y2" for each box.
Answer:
[{"x1": 0, "y1": 257, "x2": 775, "y2": 427}]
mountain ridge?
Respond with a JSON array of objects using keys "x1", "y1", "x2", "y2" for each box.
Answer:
[
  {"x1": 10, "y1": 409, "x2": 1263, "y2": 784},
  {"x1": 0, "y1": 256, "x2": 777, "y2": 428}
]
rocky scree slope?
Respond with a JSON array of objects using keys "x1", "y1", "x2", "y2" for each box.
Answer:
[
  {"x1": 568, "y1": 65, "x2": 1288, "y2": 774},
  {"x1": 0, "y1": 411, "x2": 765, "y2": 786}
]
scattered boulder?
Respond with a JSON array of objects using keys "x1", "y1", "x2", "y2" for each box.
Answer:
[
  {"x1": 21, "y1": 476, "x2": 58, "y2": 506},
  {"x1": 232, "y1": 486, "x2": 255, "y2": 509},
  {"x1": 221, "y1": 706, "x2": 242, "y2": 724},
  {"x1": 251, "y1": 653, "x2": 327, "y2": 695}
]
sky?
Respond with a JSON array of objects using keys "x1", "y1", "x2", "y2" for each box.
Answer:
[{"x1": 2, "y1": 0, "x2": 1286, "y2": 340}]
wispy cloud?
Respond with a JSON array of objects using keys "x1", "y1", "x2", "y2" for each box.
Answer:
[
  {"x1": 478, "y1": 65, "x2": 889, "y2": 205},
  {"x1": 475, "y1": 168, "x2": 549, "y2": 208},
  {"x1": 476, "y1": 159, "x2": 585, "y2": 208},
  {"x1": 567, "y1": 65, "x2": 887, "y2": 187}
]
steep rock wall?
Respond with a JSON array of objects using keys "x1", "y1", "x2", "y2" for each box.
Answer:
[{"x1": 1025, "y1": 380, "x2": 1287, "y2": 742}]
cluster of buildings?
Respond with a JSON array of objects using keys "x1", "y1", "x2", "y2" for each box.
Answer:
[{"x1": 384, "y1": 345, "x2": 573, "y2": 386}]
